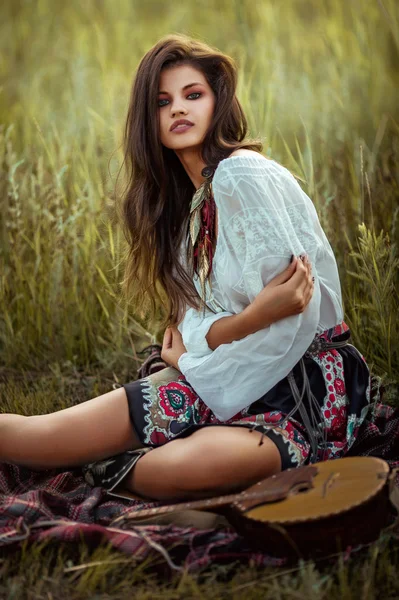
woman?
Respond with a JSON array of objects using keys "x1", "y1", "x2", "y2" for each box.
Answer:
[{"x1": 0, "y1": 34, "x2": 371, "y2": 503}]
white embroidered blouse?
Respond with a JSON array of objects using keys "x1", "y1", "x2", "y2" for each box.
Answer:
[{"x1": 177, "y1": 153, "x2": 343, "y2": 422}]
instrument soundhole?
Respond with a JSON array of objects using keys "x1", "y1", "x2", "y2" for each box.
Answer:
[{"x1": 291, "y1": 483, "x2": 312, "y2": 495}]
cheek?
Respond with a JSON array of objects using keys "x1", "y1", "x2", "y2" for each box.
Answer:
[
  {"x1": 203, "y1": 97, "x2": 215, "y2": 122},
  {"x1": 159, "y1": 113, "x2": 169, "y2": 140},
  {"x1": 159, "y1": 112, "x2": 166, "y2": 130}
]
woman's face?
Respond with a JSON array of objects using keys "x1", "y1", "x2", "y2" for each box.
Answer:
[{"x1": 158, "y1": 64, "x2": 216, "y2": 152}]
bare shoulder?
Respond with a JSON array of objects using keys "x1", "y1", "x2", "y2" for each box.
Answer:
[{"x1": 228, "y1": 149, "x2": 262, "y2": 158}]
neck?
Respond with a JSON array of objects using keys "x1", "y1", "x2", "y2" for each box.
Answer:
[{"x1": 174, "y1": 147, "x2": 208, "y2": 190}]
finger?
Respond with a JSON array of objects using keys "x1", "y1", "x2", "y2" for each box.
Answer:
[
  {"x1": 293, "y1": 255, "x2": 307, "y2": 275},
  {"x1": 171, "y1": 326, "x2": 183, "y2": 345},
  {"x1": 305, "y1": 277, "x2": 315, "y2": 306},
  {"x1": 305, "y1": 274, "x2": 316, "y2": 306},
  {"x1": 278, "y1": 256, "x2": 298, "y2": 284},
  {"x1": 304, "y1": 262, "x2": 312, "y2": 287},
  {"x1": 300, "y1": 254, "x2": 312, "y2": 269},
  {"x1": 162, "y1": 327, "x2": 173, "y2": 349},
  {"x1": 303, "y1": 260, "x2": 314, "y2": 291},
  {"x1": 266, "y1": 256, "x2": 298, "y2": 288},
  {"x1": 301, "y1": 254, "x2": 311, "y2": 270},
  {"x1": 291, "y1": 258, "x2": 309, "y2": 293}
]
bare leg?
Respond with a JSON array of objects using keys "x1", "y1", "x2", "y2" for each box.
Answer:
[
  {"x1": 0, "y1": 387, "x2": 142, "y2": 470},
  {"x1": 124, "y1": 426, "x2": 282, "y2": 501}
]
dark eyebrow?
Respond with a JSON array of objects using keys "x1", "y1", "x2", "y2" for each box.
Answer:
[{"x1": 158, "y1": 82, "x2": 205, "y2": 94}]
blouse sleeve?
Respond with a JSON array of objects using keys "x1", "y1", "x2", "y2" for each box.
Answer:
[
  {"x1": 177, "y1": 155, "x2": 342, "y2": 422},
  {"x1": 175, "y1": 233, "x2": 236, "y2": 359},
  {"x1": 177, "y1": 304, "x2": 235, "y2": 359}
]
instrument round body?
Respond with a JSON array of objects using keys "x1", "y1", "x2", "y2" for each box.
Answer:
[{"x1": 227, "y1": 456, "x2": 393, "y2": 559}]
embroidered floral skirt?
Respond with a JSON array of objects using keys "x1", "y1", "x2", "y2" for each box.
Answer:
[{"x1": 82, "y1": 321, "x2": 372, "y2": 498}]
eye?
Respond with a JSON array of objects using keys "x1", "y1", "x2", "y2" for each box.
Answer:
[{"x1": 157, "y1": 92, "x2": 202, "y2": 108}]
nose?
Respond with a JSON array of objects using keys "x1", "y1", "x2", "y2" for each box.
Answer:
[{"x1": 170, "y1": 100, "x2": 188, "y2": 117}]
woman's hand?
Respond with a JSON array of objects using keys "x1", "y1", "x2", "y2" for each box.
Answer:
[
  {"x1": 161, "y1": 326, "x2": 187, "y2": 371},
  {"x1": 267, "y1": 255, "x2": 314, "y2": 314},
  {"x1": 242, "y1": 255, "x2": 315, "y2": 333}
]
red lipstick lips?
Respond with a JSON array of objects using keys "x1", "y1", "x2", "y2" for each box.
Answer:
[{"x1": 170, "y1": 119, "x2": 194, "y2": 132}]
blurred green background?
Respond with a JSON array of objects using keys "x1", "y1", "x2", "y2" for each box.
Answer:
[{"x1": 1, "y1": 0, "x2": 398, "y2": 385}]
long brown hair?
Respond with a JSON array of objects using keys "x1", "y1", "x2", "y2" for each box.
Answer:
[{"x1": 117, "y1": 33, "x2": 263, "y2": 330}]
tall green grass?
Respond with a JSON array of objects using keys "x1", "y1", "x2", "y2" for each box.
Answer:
[
  {"x1": 0, "y1": 1, "x2": 399, "y2": 595},
  {"x1": 0, "y1": 0, "x2": 398, "y2": 381}
]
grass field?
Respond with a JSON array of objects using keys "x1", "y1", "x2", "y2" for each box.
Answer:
[{"x1": 1, "y1": 0, "x2": 399, "y2": 597}]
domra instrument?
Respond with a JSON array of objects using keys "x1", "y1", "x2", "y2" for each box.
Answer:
[{"x1": 111, "y1": 456, "x2": 395, "y2": 559}]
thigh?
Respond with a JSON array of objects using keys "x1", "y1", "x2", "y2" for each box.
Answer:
[
  {"x1": 14, "y1": 387, "x2": 143, "y2": 469},
  {"x1": 129, "y1": 425, "x2": 282, "y2": 500},
  {"x1": 182, "y1": 425, "x2": 282, "y2": 487}
]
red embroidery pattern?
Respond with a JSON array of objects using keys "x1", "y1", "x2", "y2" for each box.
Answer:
[{"x1": 139, "y1": 321, "x2": 370, "y2": 468}]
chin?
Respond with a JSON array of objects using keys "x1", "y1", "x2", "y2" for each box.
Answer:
[{"x1": 164, "y1": 132, "x2": 205, "y2": 151}]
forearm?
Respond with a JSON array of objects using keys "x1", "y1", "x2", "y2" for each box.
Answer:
[{"x1": 205, "y1": 302, "x2": 274, "y2": 351}]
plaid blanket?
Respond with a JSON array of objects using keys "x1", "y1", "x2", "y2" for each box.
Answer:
[
  {"x1": 0, "y1": 461, "x2": 287, "y2": 571},
  {"x1": 1, "y1": 397, "x2": 398, "y2": 572}
]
